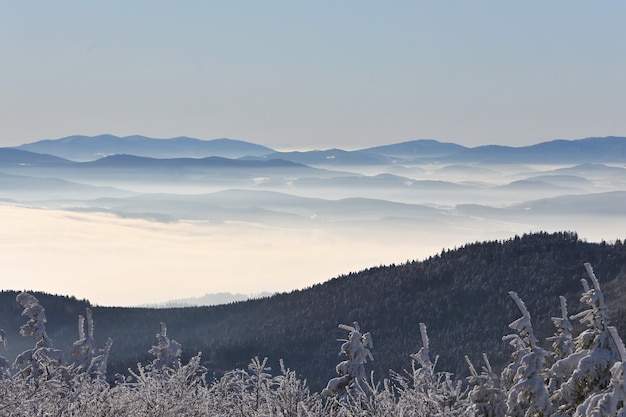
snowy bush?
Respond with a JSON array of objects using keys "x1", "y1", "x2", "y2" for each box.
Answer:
[
  {"x1": 0, "y1": 328, "x2": 9, "y2": 379},
  {"x1": 549, "y1": 264, "x2": 623, "y2": 415},
  {"x1": 501, "y1": 291, "x2": 553, "y2": 417},
  {"x1": 548, "y1": 296, "x2": 575, "y2": 364},
  {"x1": 465, "y1": 353, "x2": 506, "y2": 417},
  {"x1": 323, "y1": 321, "x2": 374, "y2": 406},
  {"x1": 391, "y1": 323, "x2": 467, "y2": 416},
  {"x1": 70, "y1": 307, "x2": 113, "y2": 381},
  {"x1": 12, "y1": 292, "x2": 65, "y2": 381},
  {"x1": 148, "y1": 321, "x2": 182, "y2": 371},
  {"x1": 574, "y1": 328, "x2": 626, "y2": 417}
]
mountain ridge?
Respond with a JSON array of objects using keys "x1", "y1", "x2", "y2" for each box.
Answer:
[
  {"x1": 15, "y1": 134, "x2": 275, "y2": 161},
  {"x1": 10, "y1": 135, "x2": 626, "y2": 165}
]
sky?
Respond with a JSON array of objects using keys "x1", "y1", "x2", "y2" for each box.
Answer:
[
  {"x1": 1, "y1": 2, "x2": 626, "y2": 306},
  {"x1": 2, "y1": 1, "x2": 626, "y2": 151}
]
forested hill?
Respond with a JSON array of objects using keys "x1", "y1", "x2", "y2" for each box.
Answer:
[{"x1": 2, "y1": 231, "x2": 626, "y2": 391}]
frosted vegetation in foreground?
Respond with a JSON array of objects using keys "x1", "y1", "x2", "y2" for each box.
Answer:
[{"x1": 1, "y1": 263, "x2": 626, "y2": 416}]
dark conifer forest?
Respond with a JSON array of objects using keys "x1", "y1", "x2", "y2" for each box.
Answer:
[{"x1": 2, "y1": 231, "x2": 626, "y2": 393}]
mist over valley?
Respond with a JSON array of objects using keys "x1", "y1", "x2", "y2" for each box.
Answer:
[{"x1": 1, "y1": 135, "x2": 625, "y2": 306}]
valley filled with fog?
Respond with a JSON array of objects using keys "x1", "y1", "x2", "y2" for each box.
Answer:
[{"x1": 2, "y1": 135, "x2": 625, "y2": 306}]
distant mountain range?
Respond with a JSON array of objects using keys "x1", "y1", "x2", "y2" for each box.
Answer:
[
  {"x1": 15, "y1": 135, "x2": 274, "y2": 161},
  {"x1": 9, "y1": 134, "x2": 626, "y2": 165},
  {"x1": 2, "y1": 134, "x2": 626, "y2": 390},
  {"x1": 0, "y1": 147, "x2": 72, "y2": 166},
  {"x1": 3, "y1": 135, "x2": 626, "y2": 226},
  {"x1": 139, "y1": 292, "x2": 275, "y2": 308},
  {"x1": 441, "y1": 136, "x2": 626, "y2": 164}
]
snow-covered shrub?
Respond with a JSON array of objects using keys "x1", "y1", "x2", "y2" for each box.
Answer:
[
  {"x1": 574, "y1": 327, "x2": 626, "y2": 417},
  {"x1": 70, "y1": 307, "x2": 112, "y2": 380},
  {"x1": 212, "y1": 367, "x2": 252, "y2": 416},
  {"x1": 211, "y1": 356, "x2": 319, "y2": 417},
  {"x1": 549, "y1": 264, "x2": 623, "y2": 414},
  {"x1": 88, "y1": 337, "x2": 113, "y2": 380},
  {"x1": 548, "y1": 296, "x2": 575, "y2": 364},
  {"x1": 72, "y1": 307, "x2": 96, "y2": 371},
  {"x1": 502, "y1": 291, "x2": 553, "y2": 417},
  {"x1": 465, "y1": 353, "x2": 506, "y2": 417},
  {"x1": 126, "y1": 352, "x2": 209, "y2": 416},
  {"x1": 0, "y1": 328, "x2": 9, "y2": 379},
  {"x1": 323, "y1": 321, "x2": 374, "y2": 405},
  {"x1": 392, "y1": 323, "x2": 467, "y2": 416},
  {"x1": 248, "y1": 356, "x2": 273, "y2": 412},
  {"x1": 269, "y1": 359, "x2": 318, "y2": 417},
  {"x1": 148, "y1": 321, "x2": 182, "y2": 371},
  {"x1": 12, "y1": 292, "x2": 64, "y2": 381}
]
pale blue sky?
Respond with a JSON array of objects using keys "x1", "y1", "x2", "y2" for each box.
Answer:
[{"x1": 1, "y1": 1, "x2": 625, "y2": 150}]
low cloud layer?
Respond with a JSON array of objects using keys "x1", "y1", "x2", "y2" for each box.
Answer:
[{"x1": 2, "y1": 203, "x2": 621, "y2": 306}]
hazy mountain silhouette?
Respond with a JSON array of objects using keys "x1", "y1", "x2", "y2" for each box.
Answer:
[
  {"x1": 250, "y1": 136, "x2": 626, "y2": 166},
  {"x1": 513, "y1": 174, "x2": 593, "y2": 188},
  {"x1": 509, "y1": 191, "x2": 626, "y2": 216},
  {"x1": 0, "y1": 172, "x2": 136, "y2": 201},
  {"x1": 454, "y1": 191, "x2": 626, "y2": 218},
  {"x1": 57, "y1": 189, "x2": 446, "y2": 224},
  {"x1": 81, "y1": 154, "x2": 313, "y2": 170},
  {"x1": 548, "y1": 163, "x2": 626, "y2": 178},
  {"x1": 257, "y1": 140, "x2": 467, "y2": 166},
  {"x1": 0, "y1": 148, "x2": 73, "y2": 166},
  {"x1": 438, "y1": 136, "x2": 626, "y2": 164},
  {"x1": 257, "y1": 148, "x2": 393, "y2": 165},
  {"x1": 494, "y1": 179, "x2": 580, "y2": 192},
  {"x1": 0, "y1": 152, "x2": 341, "y2": 192},
  {"x1": 140, "y1": 292, "x2": 275, "y2": 308},
  {"x1": 360, "y1": 139, "x2": 468, "y2": 160},
  {"x1": 16, "y1": 135, "x2": 275, "y2": 161},
  {"x1": 9, "y1": 135, "x2": 626, "y2": 166}
]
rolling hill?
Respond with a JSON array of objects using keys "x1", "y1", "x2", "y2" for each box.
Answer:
[
  {"x1": 438, "y1": 136, "x2": 626, "y2": 164},
  {"x1": 1, "y1": 232, "x2": 626, "y2": 391},
  {"x1": 11, "y1": 135, "x2": 626, "y2": 166}
]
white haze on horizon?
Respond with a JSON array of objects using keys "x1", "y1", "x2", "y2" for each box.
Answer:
[
  {"x1": 0, "y1": 204, "x2": 447, "y2": 307},
  {"x1": 1, "y1": 203, "x2": 622, "y2": 307}
]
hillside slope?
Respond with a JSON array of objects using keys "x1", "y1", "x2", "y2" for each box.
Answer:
[{"x1": 1, "y1": 232, "x2": 625, "y2": 390}]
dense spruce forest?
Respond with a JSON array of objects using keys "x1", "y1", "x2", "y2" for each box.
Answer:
[{"x1": 2, "y1": 231, "x2": 626, "y2": 392}]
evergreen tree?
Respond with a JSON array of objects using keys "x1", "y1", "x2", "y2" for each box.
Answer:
[
  {"x1": 574, "y1": 327, "x2": 626, "y2": 417},
  {"x1": 550, "y1": 264, "x2": 622, "y2": 414},
  {"x1": 548, "y1": 296, "x2": 575, "y2": 363},
  {"x1": 502, "y1": 291, "x2": 553, "y2": 417},
  {"x1": 322, "y1": 321, "x2": 374, "y2": 405}
]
